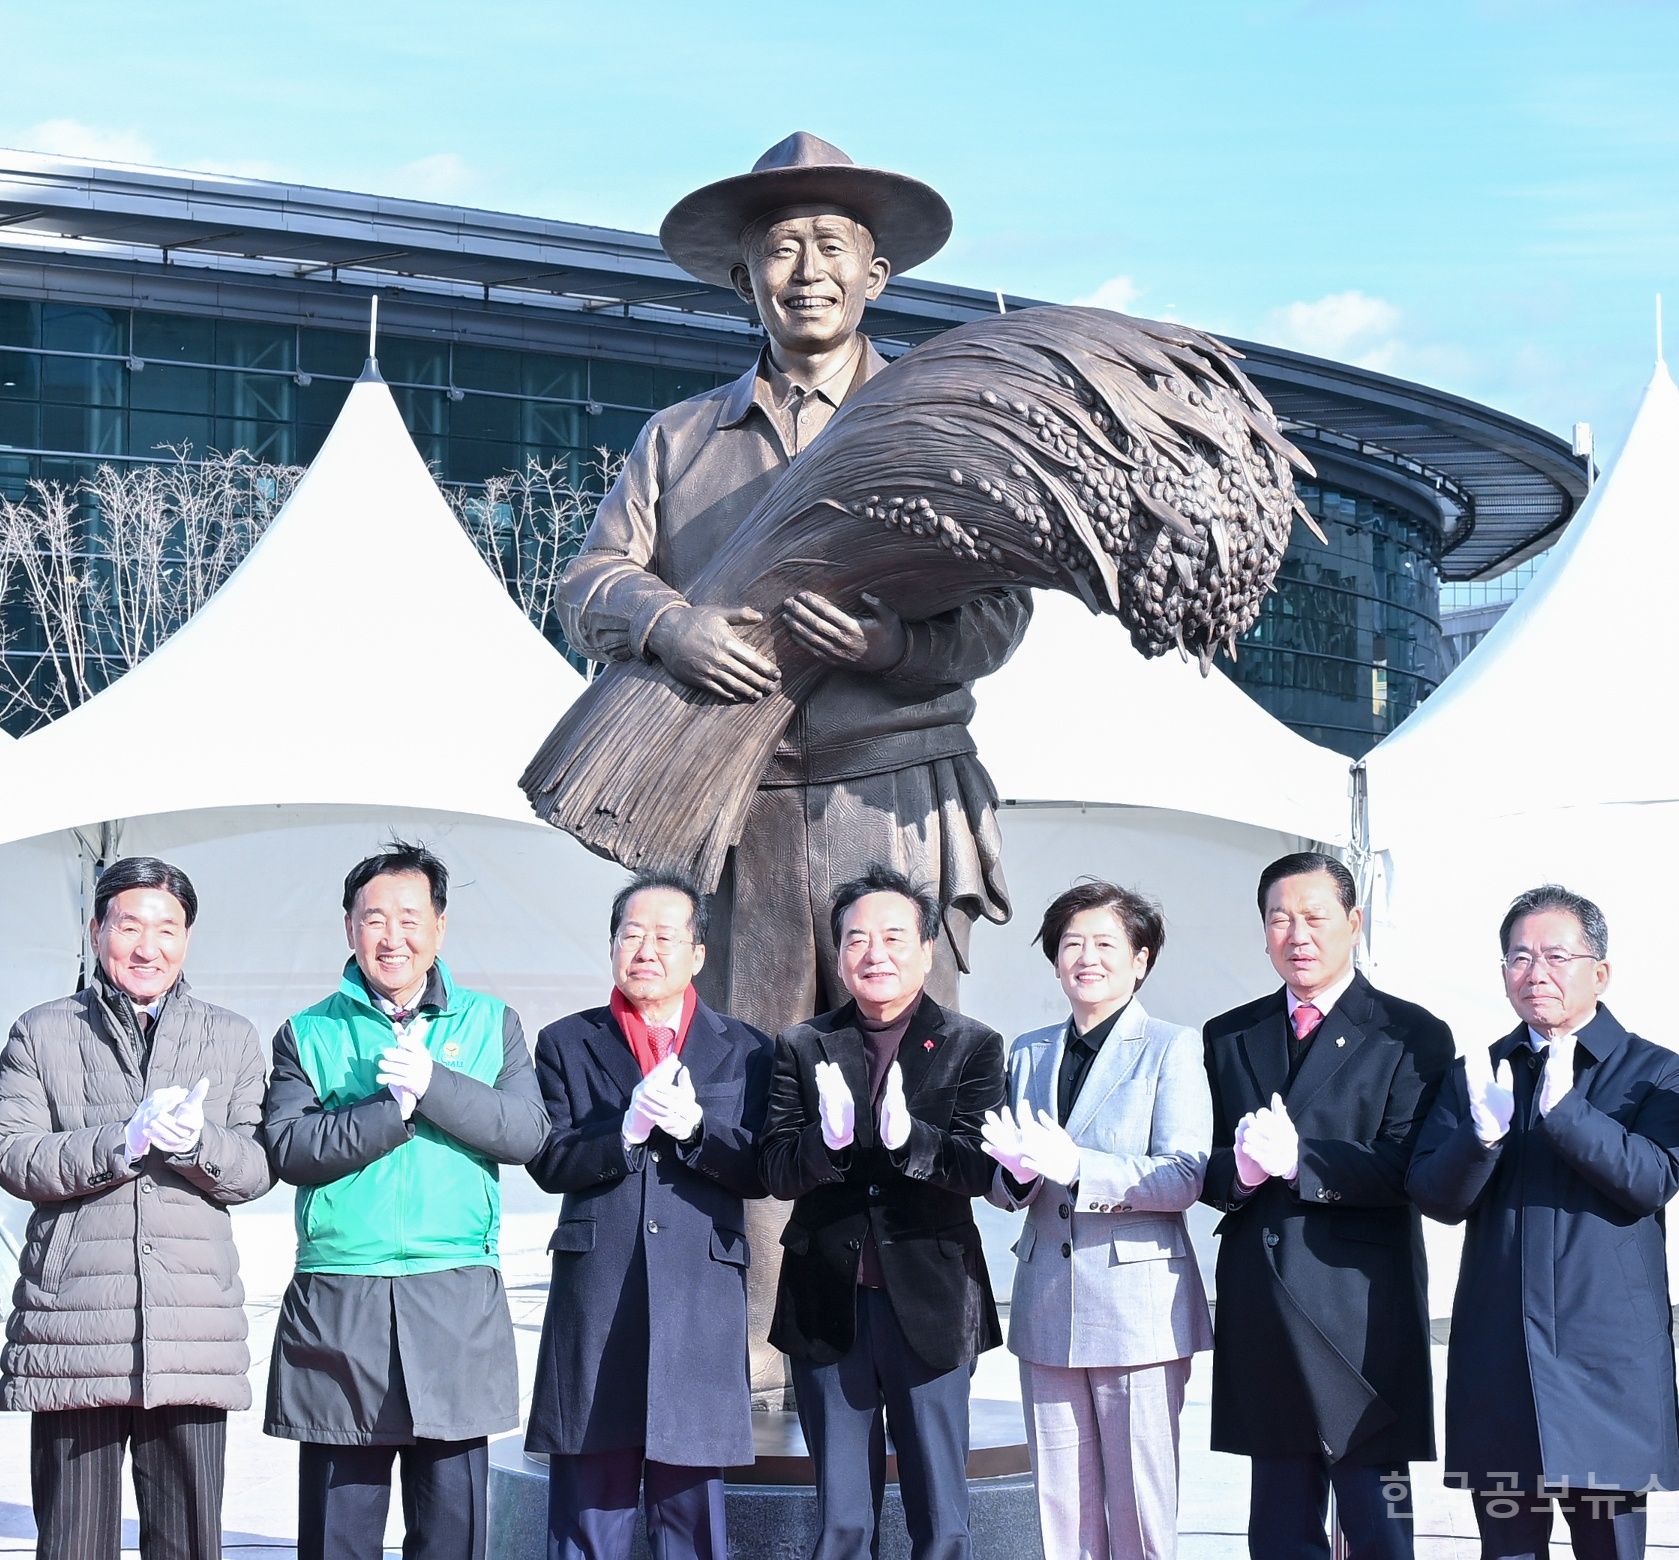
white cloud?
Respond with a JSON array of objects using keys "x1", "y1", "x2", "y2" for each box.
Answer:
[
  {"x1": 6, "y1": 118, "x2": 158, "y2": 165},
  {"x1": 1073, "y1": 274, "x2": 1142, "y2": 314},
  {"x1": 386, "y1": 152, "x2": 479, "y2": 203},
  {"x1": 1264, "y1": 289, "x2": 1404, "y2": 371}
]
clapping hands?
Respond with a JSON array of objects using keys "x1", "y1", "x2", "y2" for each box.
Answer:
[
  {"x1": 1234, "y1": 1093, "x2": 1299, "y2": 1185},
  {"x1": 624, "y1": 1055, "x2": 703, "y2": 1145},
  {"x1": 124, "y1": 1077, "x2": 210, "y2": 1162},
  {"x1": 981, "y1": 1101, "x2": 1080, "y2": 1188},
  {"x1": 1464, "y1": 1046, "x2": 1515, "y2": 1144},
  {"x1": 814, "y1": 1060, "x2": 856, "y2": 1151},
  {"x1": 376, "y1": 1025, "x2": 434, "y2": 1120}
]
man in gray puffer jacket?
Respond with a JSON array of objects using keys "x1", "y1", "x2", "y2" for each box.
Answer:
[{"x1": 0, "y1": 855, "x2": 273, "y2": 1560}]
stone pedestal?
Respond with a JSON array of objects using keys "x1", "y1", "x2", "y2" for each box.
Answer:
[{"x1": 488, "y1": 1403, "x2": 1043, "y2": 1559}]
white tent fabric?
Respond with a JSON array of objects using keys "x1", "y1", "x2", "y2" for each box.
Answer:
[
  {"x1": 0, "y1": 368, "x2": 585, "y2": 848},
  {"x1": 1364, "y1": 361, "x2": 1677, "y2": 1048},
  {"x1": 973, "y1": 592, "x2": 1351, "y2": 845}
]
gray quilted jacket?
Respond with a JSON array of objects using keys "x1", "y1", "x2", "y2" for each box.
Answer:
[{"x1": 0, "y1": 977, "x2": 273, "y2": 1411}]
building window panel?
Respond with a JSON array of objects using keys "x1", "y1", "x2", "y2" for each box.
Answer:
[
  {"x1": 41, "y1": 356, "x2": 126, "y2": 407},
  {"x1": 0, "y1": 400, "x2": 41, "y2": 449},
  {"x1": 522, "y1": 401, "x2": 582, "y2": 451},
  {"x1": 0, "y1": 300, "x2": 41, "y2": 349},
  {"x1": 297, "y1": 379, "x2": 353, "y2": 429},
  {"x1": 133, "y1": 311, "x2": 216, "y2": 363},
  {"x1": 213, "y1": 419, "x2": 294, "y2": 463},
  {"x1": 588, "y1": 408, "x2": 650, "y2": 455},
  {"x1": 216, "y1": 320, "x2": 295, "y2": 371},
  {"x1": 453, "y1": 344, "x2": 520, "y2": 394},
  {"x1": 588, "y1": 358, "x2": 655, "y2": 409},
  {"x1": 523, "y1": 353, "x2": 587, "y2": 402},
  {"x1": 451, "y1": 393, "x2": 518, "y2": 444},
  {"x1": 131, "y1": 410, "x2": 212, "y2": 456},
  {"x1": 382, "y1": 336, "x2": 450, "y2": 387},
  {"x1": 42, "y1": 304, "x2": 128, "y2": 356},
  {"x1": 447, "y1": 438, "x2": 519, "y2": 484},
  {"x1": 130, "y1": 363, "x2": 213, "y2": 415},
  {"x1": 40, "y1": 403, "x2": 126, "y2": 456},
  {"x1": 394, "y1": 386, "x2": 449, "y2": 438},
  {"x1": 215, "y1": 370, "x2": 295, "y2": 422},
  {"x1": 0, "y1": 351, "x2": 40, "y2": 400},
  {"x1": 300, "y1": 327, "x2": 367, "y2": 378}
]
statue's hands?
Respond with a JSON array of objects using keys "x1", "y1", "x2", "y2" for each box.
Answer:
[
  {"x1": 647, "y1": 604, "x2": 781, "y2": 702},
  {"x1": 782, "y1": 591, "x2": 907, "y2": 673}
]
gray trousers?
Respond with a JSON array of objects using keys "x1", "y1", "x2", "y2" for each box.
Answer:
[
  {"x1": 30, "y1": 1405, "x2": 226, "y2": 1560},
  {"x1": 1020, "y1": 1357, "x2": 1192, "y2": 1560}
]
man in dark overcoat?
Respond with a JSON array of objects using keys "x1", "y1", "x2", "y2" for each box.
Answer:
[
  {"x1": 1202, "y1": 851, "x2": 1454, "y2": 1560},
  {"x1": 759, "y1": 864, "x2": 1005, "y2": 1559},
  {"x1": 1409, "y1": 883, "x2": 1679, "y2": 1558},
  {"x1": 525, "y1": 871, "x2": 772, "y2": 1560}
]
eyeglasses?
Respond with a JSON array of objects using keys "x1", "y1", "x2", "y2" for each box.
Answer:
[
  {"x1": 1500, "y1": 949, "x2": 1597, "y2": 976},
  {"x1": 612, "y1": 927, "x2": 693, "y2": 954}
]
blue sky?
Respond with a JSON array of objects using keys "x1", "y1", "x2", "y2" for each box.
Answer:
[{"x1": 2, "y1": 0, "x2": 1673, "y2": 456}]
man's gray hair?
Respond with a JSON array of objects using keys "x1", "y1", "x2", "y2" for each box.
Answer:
[{"x1": 1499, "y1": 884, "x2": 1609, "y2": 960}]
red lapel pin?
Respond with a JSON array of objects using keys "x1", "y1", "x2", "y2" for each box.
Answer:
[{"x1": 923, "y1": 1038, "x2": 936, "y2": 1051}]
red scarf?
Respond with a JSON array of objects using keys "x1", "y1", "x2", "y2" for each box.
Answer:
[{"x1": 609, "y1": 985, "x2": 698, "y2": 1077}]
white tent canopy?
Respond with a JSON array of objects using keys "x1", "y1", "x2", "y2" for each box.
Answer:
[
  {"x1": 1364, "y1": 360, "x2": 1677, "y2": 1044},
  {"x1": 974, "y1": 592, "x2": 1351, "y2": 845},
  {"x1": 0, "y1": 367, "x2": 584, "y2": 849},
  {"x1": 0, "y1": 366, "x2": 601, "y2": 1029}
]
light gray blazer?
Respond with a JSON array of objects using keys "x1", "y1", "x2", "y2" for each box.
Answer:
[{"x1": 990, "y1": 998, "x2": 1214, "y2": 1369}]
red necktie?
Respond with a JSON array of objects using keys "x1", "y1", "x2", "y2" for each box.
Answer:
[
  {"x1": 648, "y1": 1026, "x2": 675, "y2": 1064},
  {"x1": 1292, "y1": 1003, "x2": 1322, "y2": 1042}
]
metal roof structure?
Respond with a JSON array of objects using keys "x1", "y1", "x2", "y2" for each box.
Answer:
[{"x1": 0, "y1": 149, "x2": 1586, "y2": 578}]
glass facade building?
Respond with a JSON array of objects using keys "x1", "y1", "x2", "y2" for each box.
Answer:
[
  {"x1": 0, "y1": 153, "x2": 1588, "y2": 752},
  {"x1": 1226, "y1": 479, "x2": 1447, "y2": 756}
]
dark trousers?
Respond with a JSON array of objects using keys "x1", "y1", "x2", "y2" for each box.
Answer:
[
  {"x1": 790, "y1": 1287, "x2": 973, "y2": 1560},
  {"x1": 30, "y1": 1405, "x2": 227, "y2": 1560},
  {"x1": 1249, "y1": 1456, "x2": 1413, "y2": 1560},
  {"x1": 1472, "y1": 1486, "x2": 1646, "y2": 1560},
  {"x1": 297, "y1": 1437, "x2": 488, "y2": 1560},
  {"x1": 547, "y1": 1448, "x2": 725, "y2": 1559}
]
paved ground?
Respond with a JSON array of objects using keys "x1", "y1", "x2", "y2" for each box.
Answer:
[{"x1": 1, "y1": 1185, "x2": 1675, "y2": 1557}]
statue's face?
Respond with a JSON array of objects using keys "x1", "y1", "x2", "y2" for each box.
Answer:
[{"x1": 731, "y1": 206, "x2": 890, "y2": 357}]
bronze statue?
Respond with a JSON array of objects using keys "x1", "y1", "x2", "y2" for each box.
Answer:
[{"x1": 525, "y1": 133, "x2": 1316, "y2": 1402}]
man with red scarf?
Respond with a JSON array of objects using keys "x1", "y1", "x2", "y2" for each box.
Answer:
[{"x1": 525, "y1": 872, "x2": 774, "y2": 1559}]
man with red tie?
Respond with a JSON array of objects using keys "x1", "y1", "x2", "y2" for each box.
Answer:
[
  {"x1": 525, "y1": 872, "x2": 773, "y2": 1559},
  {"x1": 1201, "y1": 852, "x2": 1454, "y2": 1560}
]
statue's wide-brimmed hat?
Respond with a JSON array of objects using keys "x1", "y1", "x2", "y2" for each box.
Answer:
[{"x1": 659, "y1": 132, "x2": 952, "y2": 288}]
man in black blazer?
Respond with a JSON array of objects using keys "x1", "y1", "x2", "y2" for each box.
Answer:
[
  {"x1": 1409, "y1": 884, "x2": 1679, "y2": 1559},
  {"x1": 526, "y1": 872, "x2": 772, "y2": 1560},
  {"x1": 759, "y1": 864, "x2": 1005, "y2": 1560},
  {"x1": 1202, "y1": 851, "x2": 1454, "y2": 1560}
]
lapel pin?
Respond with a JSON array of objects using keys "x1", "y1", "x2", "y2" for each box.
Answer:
[
  {"x1": 1335, "y1": 1037, "x2": 1345, "y2": 1048},
  {"x1": 923, "y1": 1038, "x2": 936, "y2": 1051}
]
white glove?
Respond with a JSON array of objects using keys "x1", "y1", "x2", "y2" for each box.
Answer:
[
  {"x1": 981, "y1": 1103, "x2": 1036, "y2": 1183},
  {"x1": 1243, "y1": 1093, "x2": 1300, "y2": 1182},
  {"x1": 1464, "y1": 1047, "x2": 1515, "y2": 1144},
  {"x1": 648, "y1": 1062, "x2": 703, "y2": 1142},
  {"x1": 814, "y1": 1060, "x2": 855, "y2": 1151},
  {"x1": 124, "y1": 1085, "x2": 189, "y2": 1162},
  {"x1": 1019, "y1": 1108, "x2": 1081, "y2": 1188},
  {"x1": 1538, "y1": 1032, "x2": 1576, "y2": 1117},
  {"x1": 624, "y1": 1053, "x2": 681, "y2": 1145},
  {"x1": 1233, "y1": 1115, "x2": 1271, "y2": 1190},
  {"x1": 878, "y1": 1062, "x2": 911, "y2": 1151},
  {"x1": 151, "y1": 1078, "x2": 209, "y2": 1155},
  {"x1": 376, "y1": 1025, "x2": 435, "y2": 1121}
]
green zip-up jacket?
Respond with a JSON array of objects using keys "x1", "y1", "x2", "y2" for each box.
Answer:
[{"x1": 265, "y1": 959, "x2": 548, "y2": 1277}]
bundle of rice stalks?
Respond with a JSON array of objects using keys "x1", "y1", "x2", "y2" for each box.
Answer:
[{"x1": 521, "y1": 305, "x2": 1318, "y2": 887}]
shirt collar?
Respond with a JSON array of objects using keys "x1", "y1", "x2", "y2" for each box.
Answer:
[
  {"x1": 719, "y1": 338, "x2": 883, "y2": 430},
  {"x1": 1067, "y1": 1002, "x2": 1128, "y2": 1051},
  {"x1": 1287, "y1": 964, "x2": 1357, "y2": 1021}
]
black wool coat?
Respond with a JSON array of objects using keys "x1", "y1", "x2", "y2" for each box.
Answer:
[
  {"x1": 523, "y1": 999, "x2": 772, "y2": 1467},
  {"x1": 1201, "y1": 972, "x2": 1454, "y2": 1466},
  {"x1": 759, "y1": 994, "x2": 1005, "y2": 1374},
  {"x1": 1407, "y1": 1006, "x2": 1679, "y2": 1492}
]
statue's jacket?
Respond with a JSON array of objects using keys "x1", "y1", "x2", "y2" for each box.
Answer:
[{"x1": 557, "y1": 340, "x2": 1033, "y2": 790}]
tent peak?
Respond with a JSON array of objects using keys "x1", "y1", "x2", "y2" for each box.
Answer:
[{"x1": 356, "y1": 358, "x2": 385, "y2": 384}]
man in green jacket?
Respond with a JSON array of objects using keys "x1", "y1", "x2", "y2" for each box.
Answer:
[{"x1": 262, "y1": 840, "x2": 548, "y2": 1560}]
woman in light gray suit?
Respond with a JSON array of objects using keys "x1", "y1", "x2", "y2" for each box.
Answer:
[{"x1": 982, "y1": 881, "x2": 1212, "y2": 1560}]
